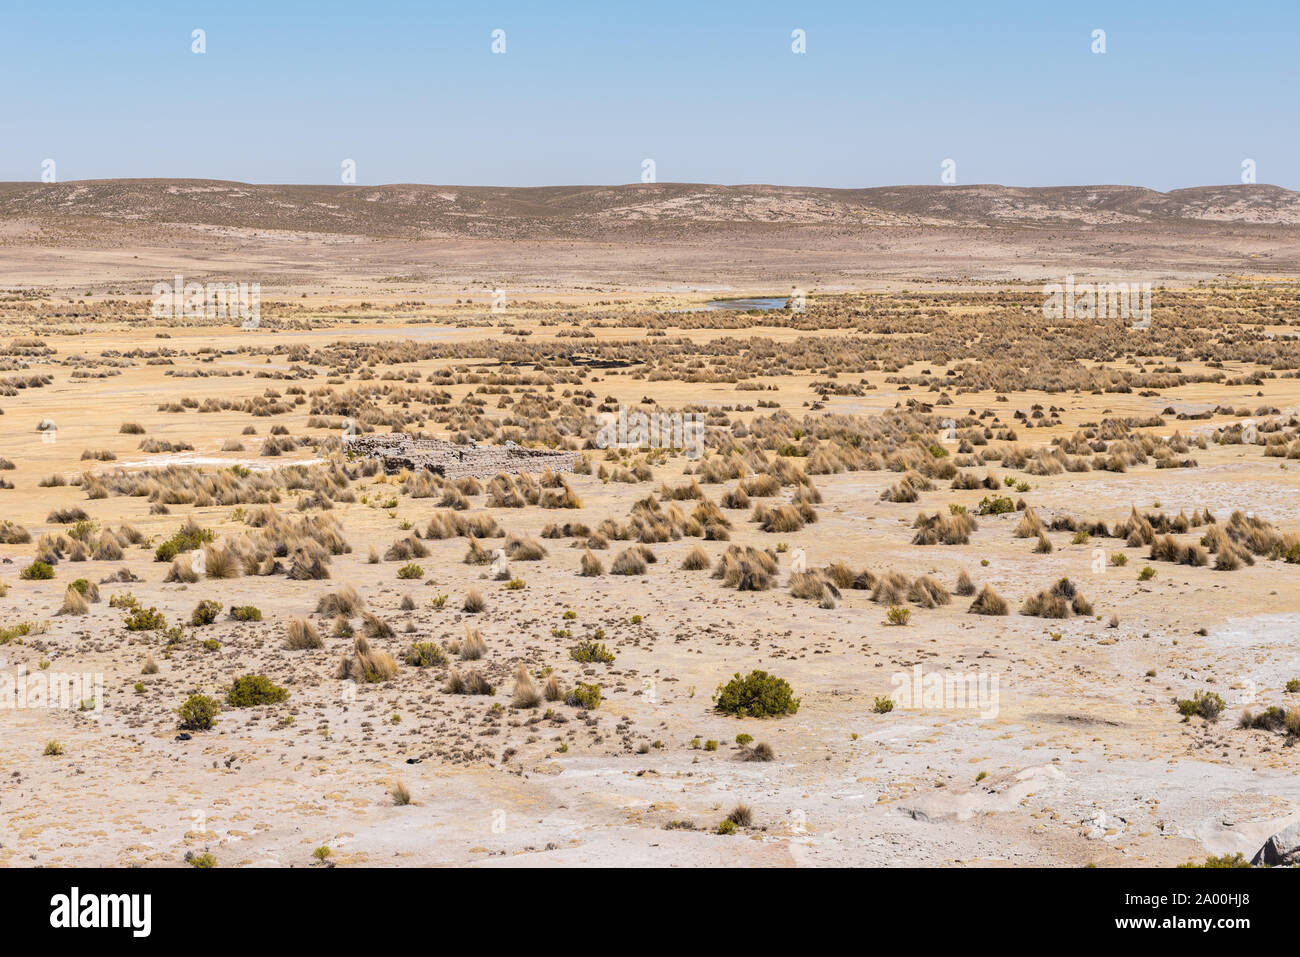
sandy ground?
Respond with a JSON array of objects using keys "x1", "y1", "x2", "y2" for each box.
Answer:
[{"x1": 1, "y1": 236, "x2": 1299, "y2": 867}]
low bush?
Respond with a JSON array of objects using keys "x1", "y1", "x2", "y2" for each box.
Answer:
[
  {"x1": 191, "y1": 600, "x2": 221, "y2": 626},
  {"x1": 124, "y1": 606, "x2": 167, "y2": 631},
  {"x1": 178, "y1": 693, "x2": 221, "y2": 730},
  {"x1": 714, "y1": 670, "x2": 799, "y2": 717},
  {"x1": 227, "y1": 674, "x2": 289, "y2": 707},
  {"x1": 564, "y1": 682, "x2": 602, "y2": 710},
  {"x1": 571, "y1": 640, "x2": 615, "y2": 664}
]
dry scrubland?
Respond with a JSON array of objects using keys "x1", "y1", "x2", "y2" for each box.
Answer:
[{"x1": 1, "y1": 281, "x2": 1300, "y2": 868}]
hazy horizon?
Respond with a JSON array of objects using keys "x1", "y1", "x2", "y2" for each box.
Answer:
[{"x1": 10, "y1": 178, "x2": 1297, "y2": 192}]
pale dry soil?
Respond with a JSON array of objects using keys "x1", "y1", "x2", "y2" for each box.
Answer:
[{"x1": 0, "y1": 299, "x2": 1298, "y2": 868}]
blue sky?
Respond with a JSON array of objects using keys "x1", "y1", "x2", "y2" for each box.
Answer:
[{"x1": 3, "y1": 0, "x2": 1297, "y2": 188}]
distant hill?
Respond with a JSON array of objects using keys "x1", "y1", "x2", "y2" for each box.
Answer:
[{"x1": 3, "y1": 180, "x2": 1299, "y2": 240}]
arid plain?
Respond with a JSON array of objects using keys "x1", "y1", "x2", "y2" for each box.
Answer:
[{"x1": 1, "y1": 181, "x2": 1299, "y2": 867}]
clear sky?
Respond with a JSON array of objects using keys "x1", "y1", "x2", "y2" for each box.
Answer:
[{"x1": 3, "y1": 0, "x2": 1297, "y2": 189}]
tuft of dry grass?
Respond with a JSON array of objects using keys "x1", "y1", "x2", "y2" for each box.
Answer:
[
  {"x1": 611, "y1": 548, "x2": 648, "y2": 575},
  {"x1": 739, "y1": 741, "x2": 775, "y2": 762},
  {"x1": 968, "y1": 585, "x2": 1009, "y2": 616},
  {"x1": 57, "y1": 586, "x2": 89, "y2": 616},
  {"x1": 871, "y1": 570, "x2": 910, "y2": 605},
  {"x1": 164, "y1": 555, "x2": 201, "y2": 584},
  {"x1": 681, "y1": 544, "x2": 711, "y2": 570},
  {"x1": 579, "y1": 548, "x2": 604, "y2": 576},
  {"x1": 203, "y1": 544, "x2": 241, "y2": 579},
  {"x1": 753, "y1": 503, "x2": 805, "y2": 533},
  {"x1": 823, "y1": 561, "x2": 856, "y2": 590},
  {"x1": 361, "y1": 612, "x2": 394, "y2": 640},
  {"x1": 511, "y1": 665, "x2": 541, "y2": 709},
  {"x1": 725, "y1": 803, "x2": 754, "y2": 827},
  {"x1": 285, "y1": 616, "x2": 322, "y2": 650},
  {"x1": 452, "y1": 625, "x2": 486, "y2": 660},
  {"x1": 316, "y1": 585, "x2": 363, "y2": 617},
  {"x1": 1020, "y1": 578, "x2": 1092, "y2": 618},
  {"x1": 789, "y1": 571, "x2": 828, "y2": 601},
  {"x1": 908, "y1": 575, "x2": 951, "y2": 608},
  {"x1": 337, "y1": 635, "x2": 398, "y2": 683},
  {"x1": 445, "y1": 668, "x2": 493, "y2": 695},
  {"x1": 543, "y1": 674, "x2": 562, "y2": 701}
]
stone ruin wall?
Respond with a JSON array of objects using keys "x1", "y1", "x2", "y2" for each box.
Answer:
[{"x1": 347, "y1": 433, "x2": 579, "y2": 479}]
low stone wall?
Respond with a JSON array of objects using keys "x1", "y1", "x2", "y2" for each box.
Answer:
[{"x1": 347, "y1": 433, "x2": 579, "y2": 479}]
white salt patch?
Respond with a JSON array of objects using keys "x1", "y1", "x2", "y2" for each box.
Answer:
[{"x1": 1209, "y1": 613, "x2": 1300, "y2": 649}]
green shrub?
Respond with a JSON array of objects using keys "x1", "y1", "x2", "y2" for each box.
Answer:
[
  {"x1": 564, "y1": 682, "x2": 602, "y2": 710},
  {"x1": 1138, "y1": 565, "x2": 1156, "y2": 581},
  {"x1": 402, "y1": 642, "x2": 447, "y2": 667},
  {"x1": 716, "y1": 819, "x2": 737, "y2": 835},
  {"x1": 714, "y1": 670, "x2": 799, "y2": 718},
  {"x1": 229, "y1": 605, "x2": 262, "y2": 621},
  {"x1": 190, "y1": 600, "x2": 221, "y2": 626},
  {"x1": 570, "y1": 640, "x2": 615, "y2": 664},
  {"x1": 0, "y1": 621, "x2": 41, "y2": 644},
  {"x1": 227, "y1": 674, "x2": 288, "y2": 707},
  {"x1": 1287, "y1": 679, "x2": 1300, "y2": 694},
  {"x1": 873, "y1": 696, "x2": 895, "y2": 714},
  {"x1": 886, "y1": 605, "x2": 911, "y2": 626},
  {"x1": 154, "y1": 522, "x2": 214, "y2": 562},
  {"x1": 124, "y1": 606, "x2": 167, "y2": 631},
  {"x1": 178, "y1": 693, "x2": 220, "y2": 730},
  {"x1": 736, "y1": 733, "x2": 753, "y2": 745},
  {"x1": 977, "y1": 495, "x2": 1015, "y2": 516},
  {"x1": 20, "y1": 561, "x2": 54, "y2": 580},
  {"x1": 69, "y1": 578, "x2": 94, "y2": 596},
  {"x1": 188, "y1": 853, "x2": 217, "y2": 868},
  {"x1": 1176, "y1": 690, "x2": 1224, "y2": 721},
  {"x1": 397, "y1": 563, "x2": 424, "y2": 579}
]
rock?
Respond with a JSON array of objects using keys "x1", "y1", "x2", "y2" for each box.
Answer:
[
  {"x1": 175, "y1": 733, "x2": 191, "y2": 741},
  {"x1": 1251, "y1": 820, "x2": 1300, "y2": 866},
  {"x1": 1081, "y1": 811, "x2": 1124, "y2": 840}
]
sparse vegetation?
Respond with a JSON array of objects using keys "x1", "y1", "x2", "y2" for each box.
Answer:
[
  {"x1": 714, "y1": 670, "x2": 799, "y2": 718},
  {"x1": 178, "y1": 693, "x2": 221, "y2": 731},
  {"x1": 227, "y1": 674, "x2": 289, "y2": 707}
]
